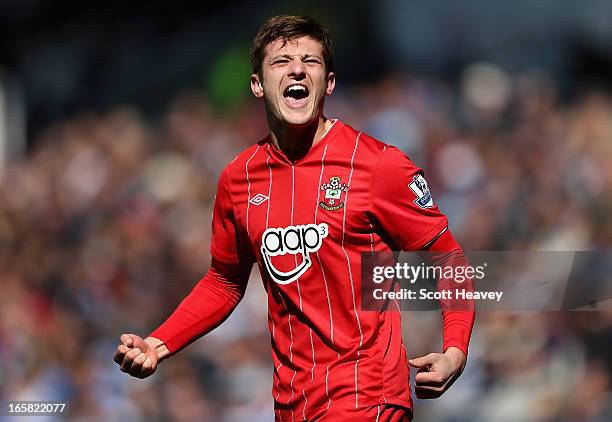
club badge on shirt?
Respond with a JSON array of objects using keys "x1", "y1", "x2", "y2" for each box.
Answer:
[
  {"x1": 319, "y1": 176, "x2": 349, "y2": 211},
  {"x1": 409, "y1": 174, "x2": 434, "y2": 208}
]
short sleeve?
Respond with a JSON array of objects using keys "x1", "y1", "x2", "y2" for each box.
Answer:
[
  {"x1": 210, "y1": 169, "x2": 256, "y2": 264},
  {"x1": 371, "y1": 146, "x2": 448, "y2": 251}
]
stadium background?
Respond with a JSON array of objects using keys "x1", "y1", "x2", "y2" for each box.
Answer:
[{"x1": 1, "y1": 0, "x2": 611, "y2": 420}]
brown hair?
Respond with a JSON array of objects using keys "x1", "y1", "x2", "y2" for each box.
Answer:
[{"x1": 250, "y1": 15, "x2": 334, "y2": 77}]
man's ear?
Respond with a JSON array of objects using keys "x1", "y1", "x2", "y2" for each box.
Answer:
[
  {"x1": 325, "y1": 72, "x2": 336, "y2": 96},
  {"x1": 251, "y1": 74, "x2": 264, "y2": 98}
]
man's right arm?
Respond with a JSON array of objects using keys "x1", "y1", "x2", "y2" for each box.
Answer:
[
  {"x1": 114, "y1": 166, "x2": 256, "y2": 378},
  {"x1": 149, "y1": 259, "x2": 252, "y2": 353},
  {"x1": 114, "y1": 259, "x2": 252, "y2": 378}
]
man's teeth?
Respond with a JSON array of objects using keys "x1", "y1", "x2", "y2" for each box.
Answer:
[{"x1": 284, "y1": 84, "x2": 308, "y2": 102}]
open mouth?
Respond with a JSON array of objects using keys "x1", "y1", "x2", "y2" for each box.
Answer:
[{"x1": 283, "y1": 84, "x2": 309, "y2": 108}]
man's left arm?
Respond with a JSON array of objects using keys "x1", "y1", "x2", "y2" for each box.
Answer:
[
  {"x1": 409, "y1": 228, "x2": 475, "y2": 399},
  {"x1": 370, "y1": 145, "x2": 475, "y2": 399}
]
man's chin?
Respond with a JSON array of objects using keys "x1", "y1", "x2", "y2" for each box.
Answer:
[{"x1": 280, "y1": 111, "x2": 317, "y2": 127}]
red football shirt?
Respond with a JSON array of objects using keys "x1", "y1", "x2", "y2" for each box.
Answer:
[{"x1": 206, "y1": 120, "x2": 451, "y2": 420}]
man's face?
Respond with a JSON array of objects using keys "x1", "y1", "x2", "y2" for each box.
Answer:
[{"x1": 251, "y1": 36, "x2": 335, "y2": 127}]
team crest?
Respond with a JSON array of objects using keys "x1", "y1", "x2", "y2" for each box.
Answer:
[
  {"x1": 319, "y1": 176, "x2": 349, "y2": 211},
  {"x1": 409, "y1": 174, "x2": 434, "y2": 208}
]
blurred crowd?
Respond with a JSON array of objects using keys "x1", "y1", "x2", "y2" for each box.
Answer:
[{"x1": 0, "y1": 64, "x2": 611, "y2": 421}]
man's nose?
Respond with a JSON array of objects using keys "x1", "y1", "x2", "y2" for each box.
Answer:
[{"x1": 287, "y1": 57, "x2": 306, "y2": 78}]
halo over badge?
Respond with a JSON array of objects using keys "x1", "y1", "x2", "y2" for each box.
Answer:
[{"x1": 319, "y1": 176, "x2": 349, "y2": 211}]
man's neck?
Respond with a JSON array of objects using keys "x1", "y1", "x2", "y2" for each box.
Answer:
[{"x1": 269, "y1": 117, "x2": 333, "y2": 162}]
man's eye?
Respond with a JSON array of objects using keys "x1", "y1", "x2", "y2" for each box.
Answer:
[
  {"x1": 273, "y1": 59, "x2": 289, "y2": 65},
  {"x1": 305, "y1": 59, "x2": 321, "y2": 64}
]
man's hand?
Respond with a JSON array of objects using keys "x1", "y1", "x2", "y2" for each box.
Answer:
[
  {"x1": 113, "y1": 334, "x2": 169, "y2": 379},
  {"x1": 408, "y1": 346, "x2": 466, "y2": 399}
]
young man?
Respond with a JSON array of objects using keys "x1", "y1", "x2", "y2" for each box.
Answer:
[{"x1": 114, "y1": 15, "x2": 474, "y2": 421}]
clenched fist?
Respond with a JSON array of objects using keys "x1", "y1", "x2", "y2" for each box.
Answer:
[{"x1": 114, "y1": 334, "x2": 169, "y2": 378}]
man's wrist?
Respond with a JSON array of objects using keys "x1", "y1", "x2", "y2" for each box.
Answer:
[
  {"x1": 145, "y1": 336, "x2": 171, "y2": 362},
  {"x1": 444, "y1": 346, "x2": 467, "y2": 370}
]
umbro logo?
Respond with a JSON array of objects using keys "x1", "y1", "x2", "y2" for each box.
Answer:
[{"x1": 249, "y1": 194, "x2": 269, "y2": 206}]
